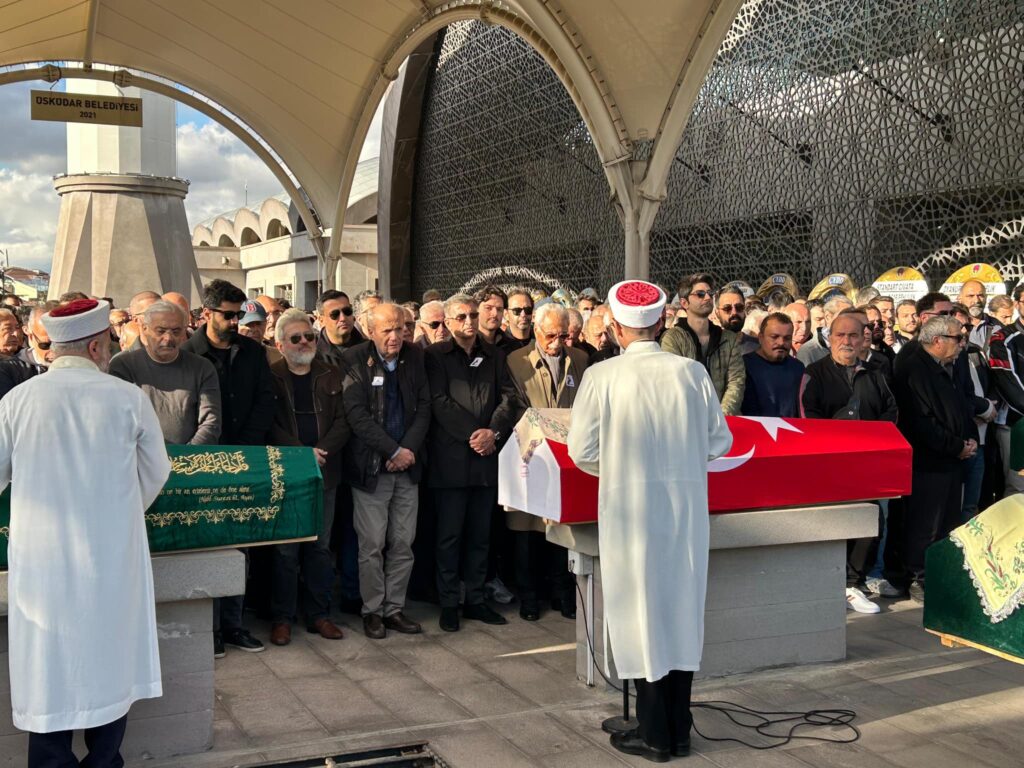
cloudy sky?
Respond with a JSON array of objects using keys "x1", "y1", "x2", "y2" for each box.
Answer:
[{"x1": 0, "y1": 82, "x2": 382, "y2": 273}]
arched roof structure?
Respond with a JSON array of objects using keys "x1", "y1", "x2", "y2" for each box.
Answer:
[{"x1": 0, "y1": 0, "x2": 745, "y2": 281}]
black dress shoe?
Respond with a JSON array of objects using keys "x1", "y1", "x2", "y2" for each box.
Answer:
[
  {"x1": 338, "y1": 597, "x2": 363, "y2": 615},
  {"x1": 439, "y1": 607, "x2": 460, "y2": 632},
  {"x1": 223, "y1": 628, "x2": 265, "y2": 653},
  {"x1": 609, "y1": 730, "x2": 669, "y2": 763},
  {"x1": 671, "y1": 738, "x2": 691, "y2": 757},
  {"x1": 213, "y1": 632, "x2": 226, "y2": 659},
  {"x1": 519, "y1": 604, "x2": 540, "y2": 621},
  {"x1": 560, "y1": 601, "x2": 576, "y2": 620},
  {"x1": 363, "y1": 613, "x2": 386, "y2": 639},
  {"x1": 463, "y1": 603, "x2": 508, "y2": 625},
  {"x1": 383, "y1": 612, "x2": 423, "y2": 634}
]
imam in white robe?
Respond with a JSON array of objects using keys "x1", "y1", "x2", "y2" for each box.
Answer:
[
  {"x1": 568, "y1": 340, "x2": 732, "y2": 681},
  {"x1": 0, "y1": 356, "x2": 171, "y2": 732}
]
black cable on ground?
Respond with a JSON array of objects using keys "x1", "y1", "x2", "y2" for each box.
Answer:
[{"x1": 575, "y1": 581, "x2": 861, "y2": 750}]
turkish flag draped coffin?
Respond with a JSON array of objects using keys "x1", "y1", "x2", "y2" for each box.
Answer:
[{"x1": 497, "y1": 409, "x2": 912, "y2": 524}]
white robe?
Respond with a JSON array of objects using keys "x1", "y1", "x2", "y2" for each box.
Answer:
[
  {"x1": 568, "y1": 340, "x2": 732, "y2": 681},
  {"x1": 0, "y1": 356, "x2": 171, "y2": 732}
]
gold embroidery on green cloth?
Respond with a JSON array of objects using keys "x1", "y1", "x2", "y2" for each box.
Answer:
[
  {"x1": 146, "y1": 446, "x2": 286, "y2": 528},
  {"x1": 950, "y1": 495, "x2": 1024, "y2": 624},
  {"x1": 0, "y1": 526, "x2": 7, "y2": 539},
  {"x1": 171, "y1": 451, "x2": 249, "y2": 475}
]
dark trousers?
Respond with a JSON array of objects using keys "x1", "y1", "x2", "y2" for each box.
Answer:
[
  {"x1": 434, "y1": 486, "x2": 496, "y2": 608},
  {"x1": 846, "y1": 504, "x2": 882, "y2": 588},
  {"x1": 213, "y1": 547, "x2": 246, "y2": 634},
  {"x1": 29, "y1": 714, "x2": 128, "y2": 768},
  {"x1": 331, "y1": 484, "x2": 361, "y2": 602},
  {"x1": 514, "y1": 530, "x2": 574, "y2": 608},
  {"x1": 271, "y1": 487, "x2": 336, "y2": 623},
  {"x1": 883, "y1": 496, "x2": 907, "y2": 589},
  {"x1": 904, "y1": 467, "x2": 963, "y2": 581},
  {"x1": 634, "y1": 671, "x2": 694, "y2": 752}
]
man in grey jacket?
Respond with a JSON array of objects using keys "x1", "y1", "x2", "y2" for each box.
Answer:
[{"x1": 109, "y1": 300, "x2": 221, "y2": 445}]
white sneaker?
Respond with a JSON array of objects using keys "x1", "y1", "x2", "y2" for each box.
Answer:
[
  {"x1": 485, "y1": 577, "x2": 514, "y2": 604},
  {"x1": 865, "y1": 577, "x2": 902, "y2": 598},
  {"x1": 846, "y1": 587, "x2": 881, "y2": 614}
]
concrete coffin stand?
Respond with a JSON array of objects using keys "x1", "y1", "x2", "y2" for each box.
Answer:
[
  {"x1": 548, "y1": 503, "x2": 879, "y2": 683},
  {"x1": 0, "y1": 549, "x2": 244, "y2": 763}
]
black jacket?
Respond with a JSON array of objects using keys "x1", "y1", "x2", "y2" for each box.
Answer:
[
  {"x1": 424, "y1": 337, "x2": 518, "y2": 488},
  {"x1": 316, "y1": 326, "x2": 365, "y2": 372},
  {"x1": 0, "y1": 355, "x2": 42, "y2": 400},
  {"x1": 800, "y1": 356, "x2": 897, "y2": 422},
  {"x1": 269, "y1": 358, "x2": 350, "y2": 489},
  {"x1": 893, "y1": 341, "x2": 975, "y2": 470},
  {"x1": 340, "y1": 341, "x2": 431, "y2": 492},
  {"x1": 987, "y1": 321, "x2": 1024, "y2": 424},
  {"x1": 182, "y1": 327, "x2": 275, "y2": 445}
]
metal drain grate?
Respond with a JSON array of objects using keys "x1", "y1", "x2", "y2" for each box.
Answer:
[{"x1": 248, "y1": 742, "x2": 444, "y2": 768}]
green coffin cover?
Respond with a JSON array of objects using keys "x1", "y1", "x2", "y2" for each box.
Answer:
[
  {"x1": 0, "y1": 444, "x2": 323, "y2": 570},
  {"x1": 924, "y1": 537, "x2": 1024, "y2": 662}
]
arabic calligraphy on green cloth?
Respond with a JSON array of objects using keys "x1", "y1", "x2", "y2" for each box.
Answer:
[{"x1": 0, "y1": 444, "x2": 323, "y2": 570}]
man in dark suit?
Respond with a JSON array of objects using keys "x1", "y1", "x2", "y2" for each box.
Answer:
[{"x1": 425, "y1": 294, "x2": 518, "y2": 632}]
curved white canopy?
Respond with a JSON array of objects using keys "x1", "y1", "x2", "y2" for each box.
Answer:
[{"x1": 0, "y1": 0, "x2": 743, "y2": 274}]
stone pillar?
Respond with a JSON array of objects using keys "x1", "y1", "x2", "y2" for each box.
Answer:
[{"x1": 48, "y1": 174, "x2": 203, "y2": 307}]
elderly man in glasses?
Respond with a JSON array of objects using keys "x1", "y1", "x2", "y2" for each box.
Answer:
[
  {"x1": 315, "y1": 289, "x2": 365, "y2": 371},
  {"x1": 265, "y1": 309, "x2": 349, "y2": 646},
  {"x1": 417, "y1": 300, "x2": 451, "y2": 347},
  {"x1": 183, "y1": 279, "x2": 276, "y2": 657},
  {"x1": 661, "y1": 273, "x2": 746, "y2": 415},
  {"x1": 505, "y1": 301, "x2": 589, "y2": 621}
]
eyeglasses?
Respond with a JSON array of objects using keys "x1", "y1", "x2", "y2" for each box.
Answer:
[
  {"x1": 690, "y1": 290, "x2": 713, "y2": 299},
  {"x1": 939, "y1": 334, "x2": 964, "y2": 343},
  {"x1": 210, "y1": 308, "x2": 243, "y2": 321},
  {"x1": 111, "y1": 319, "x2": 129, "y2": 327},
  {"x1": 424, "y1": 320, "x2": 444, "y2": 329},
  {"x1": 542, "y1": 332, "x2": 571, "y2": 341},
  {"x1": 925, "y1": 310, "x2": 952, "y2": 317},
  {"x1": 718, "y1": 304, "x2": 743, "y2": 313},
  {"x1": 449, "y1": 312, "x2": 479, "y2": 323},
  {"x1": 288, "y1": 332, "x2": 317, "y2": 344},
  {"x1": 328, "y1": 307, "x2": 354, "y2": 320},
  {"x1": 509, "y1": 307, "x2": 533, "y2": 316},
  {"x1": 34, "y1": 338, "x2": 51, "y2": 350}
]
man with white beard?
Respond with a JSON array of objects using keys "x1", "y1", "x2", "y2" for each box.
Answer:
[
  {"x1": 0, "y1": 298, "x2": 171, "y2": 767},
  {"x1": 569, "y1": 280, "x2": 733, "y2": 762},
  {"x1": 267, "y1": 309, "x2": 349, "y2": 645}
]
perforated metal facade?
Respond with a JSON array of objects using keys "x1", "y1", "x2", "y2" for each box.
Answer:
[{"x1": 412, "y1": 2, "x2": 1024, "y2": 296}]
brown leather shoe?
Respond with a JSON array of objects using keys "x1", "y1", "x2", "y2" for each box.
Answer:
[
  {"x1": 383, "y1": 612, "x2": 423, "y2": 634},
  {"x1": 306, "y1": 618, "x2": 344, "y2": 640},
  {"x1": 270, "y1": 622, "x2": 291, "y2": 646},
  {"x1": 363, "y1": 613, "x2": 386, "y2": 640}
]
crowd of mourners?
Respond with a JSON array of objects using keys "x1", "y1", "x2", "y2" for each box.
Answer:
[{"x1": 0, "y1": 270, "x2": 1009, "y2": 653}]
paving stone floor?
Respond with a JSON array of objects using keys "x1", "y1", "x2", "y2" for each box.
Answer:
[{"x1": 140, "y1": 596, "x2": 1024, "y2": 768}]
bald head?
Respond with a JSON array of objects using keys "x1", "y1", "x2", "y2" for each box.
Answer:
[
  {"x1": 162, "y1": 292, "x2": 191, "y2": 317},
  {"x1": 256, "y1": 295, "x2": 284, "y2": 341},
  {"x1": 129, "y1": 291, "x2": 161, "y2": 320}
]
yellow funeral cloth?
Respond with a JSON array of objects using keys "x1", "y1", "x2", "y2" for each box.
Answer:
[
  {"x1": 514, "y1": 408, "x2": 571, "y2": 464},
  {"x1": 950, "y1": 495, "x2": 1024, "y2": 623}
]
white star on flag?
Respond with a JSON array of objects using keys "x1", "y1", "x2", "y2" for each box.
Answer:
[{"x1": 734, "y1": 416, "x2": 803, "y2": 441}]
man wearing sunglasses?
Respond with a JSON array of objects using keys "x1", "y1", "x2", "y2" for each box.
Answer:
[
  {"x1": 183, "y1": 279, "x2": 276, "y2": 658},
  {"x1": 0, "y1": 306, "x2": 48, "y2": 400},
  {"x1": 661, "y1": 273, "x2": 746, "y2": 415},
  {"x1": 501, "y1": 289, "x2": 535, "y2": 353},
  {"x1": 506, "y1": 302, "x2": 589, "y2": 621},
  {"x1": 314, "y1": 289, "x2": 365, "y2": 371},
  {"x1": 416, "y1": 300, "x2": 451, "y2": 347},
  {"x1": 425, "y1": 294, "x2": 518, "y2": 632},
  {"x1": 265, "y1": 309, "x2": 349, "y2": 646}
]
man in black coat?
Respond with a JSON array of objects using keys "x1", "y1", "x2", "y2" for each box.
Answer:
[
  {"x1": 893, "y1": 314, "x2": 977, "y2": 602},
  {"x1": 341, "y1": 303, "x2": 431, "y2": 639},
  {"x1": 425, "y1": 294, "x2": 518, "y2": 632},
  {"x1": 182, "y1": 279, "x2": 276, "y2": 656},
  {"x1": 801, "y1": 312, "x2": 897, "y2": 614}
]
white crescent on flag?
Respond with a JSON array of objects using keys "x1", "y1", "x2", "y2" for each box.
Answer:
[{"x1": 707, "y1": 417, "x2": 803, "y2": 473}]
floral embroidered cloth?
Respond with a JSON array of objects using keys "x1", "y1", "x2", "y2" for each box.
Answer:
[
  {"x1": 950, "y1": 495, "x2": 1024, "y2": 623},
  {"x1": 514, "y1": 407, "x2": 571, "y2": 464}
]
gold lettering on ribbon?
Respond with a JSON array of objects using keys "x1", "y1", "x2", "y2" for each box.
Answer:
[
  {"x1": 171, "y1": 451, "x2": 249, "y2": 476},
  {"x1": 146, "y1": 446, "x2": 286, "y2": 528}
]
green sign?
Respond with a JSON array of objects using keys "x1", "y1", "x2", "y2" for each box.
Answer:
[{"x1": 0, "y1": 444, "x2": 323, "y2": 570}]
